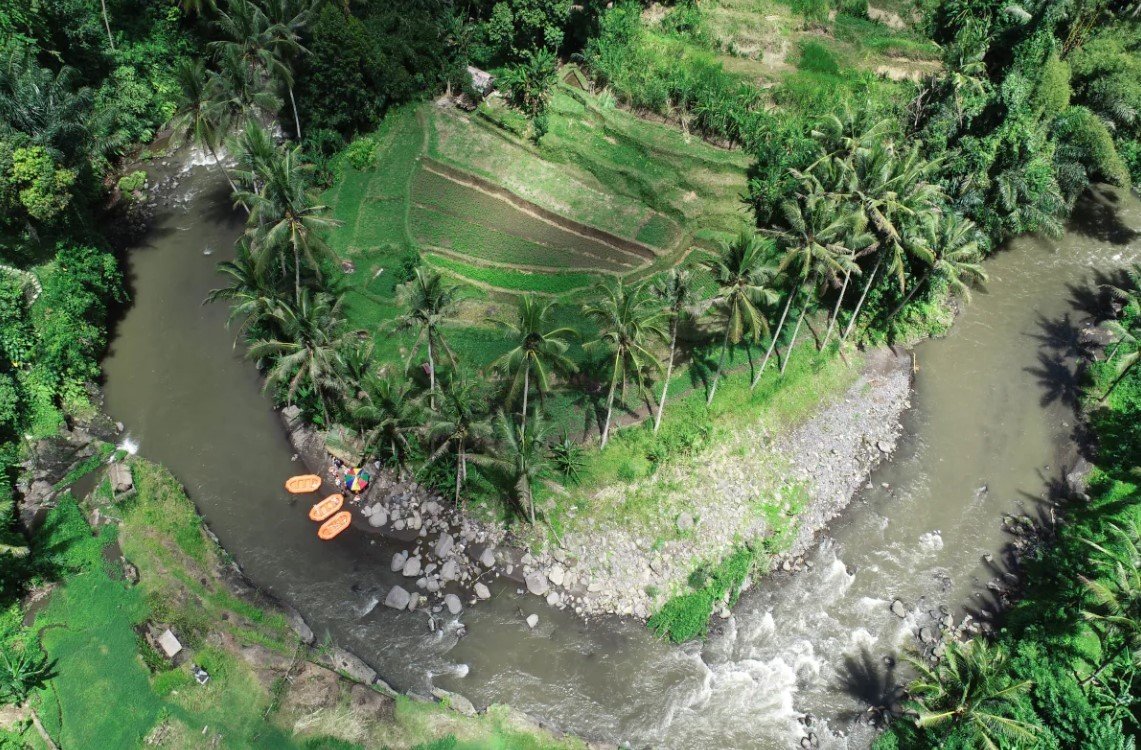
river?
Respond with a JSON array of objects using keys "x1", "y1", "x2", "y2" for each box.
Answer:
[{"x1": 102, "y1": 160, "x2": 1141, "y2": 749}]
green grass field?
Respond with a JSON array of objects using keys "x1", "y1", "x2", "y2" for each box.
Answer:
[{"x1": 18, "y1": 458, "x2": 586, "y2": 750}]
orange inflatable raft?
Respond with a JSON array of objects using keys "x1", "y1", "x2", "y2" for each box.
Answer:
[
  {"x1": 318, "y1": 511, "x2": 352, "y2": 540},
  {"x1": 308, "y1": 493, "x2": 344, "y2": 522},
  {"x1": 285, "y1": 474, "x2": 322, "y2": 494}
]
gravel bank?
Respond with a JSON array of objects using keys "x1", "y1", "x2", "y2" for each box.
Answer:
[{"x1": 284, "y1": 347, "x2": 912, "y2": 624}]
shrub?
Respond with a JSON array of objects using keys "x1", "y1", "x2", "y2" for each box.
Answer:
[
  {"x1": 117, "y1": 171, "x2": 146, "y2": 194},
  {"x1": 796, "y1": 41, "x2": 841, "y2": 76}
]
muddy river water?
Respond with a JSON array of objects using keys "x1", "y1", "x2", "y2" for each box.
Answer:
[{"x1": 102, "y1": 161, "x2": 1140, "y2": 748}]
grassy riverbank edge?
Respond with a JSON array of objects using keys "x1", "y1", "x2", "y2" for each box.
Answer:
[{"x1": 1, "y1": 449, "x2": 596, "y2": 750}]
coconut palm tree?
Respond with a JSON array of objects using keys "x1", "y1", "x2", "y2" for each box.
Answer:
[
  {"x1": 351, "y1": 366, "x2": 422, "y2": 471},
  {"x1": 885, "y1": 212, "x2": 987, "y2": 322},
  {"x1": 227, "y1": 118, "x2": 278, "y2": 198},
  {"x1": 583, "y1": 280, "x2": 667, "y2": 448},
  {"x1": 242, "y1": 142, "x2": 341, "y2": 302},
  {"x1": 264, "y1": 0, "x2": 313, "y2": 139},
  {"x1": 168, "y1": 59, "x2": 240, "y2": 195},
  {"x1": 1079, "y1": 521, "x2": 1141, "y2": 685},
  {"x1": 833, "y1": 144, "x2": 943, "y2": 341},
  {"x1": 488, "y1": 294, "x2": 578, "y2": 435},
  {"x1": 395, "y1": 268, "x2": 462, "y2": 410},
  {"x1": 651, "y1": 268, "x2": 694, "y2": 433},
  {"x1": 425, "y1": 375, "x2": 493, "y2": 506},
  {"x1": 247, "y1": 290, "x2": 348, "y2": 427},
  {"x1": 469, "y1": 410, "x2": 551, "y2": 524},
  {"x1": 756, "y1": 189, "x2": 862, "y2": 385},
  {"x1": 1100, "y1": 315, "x2": 1140, "y2": 401},
  {"x1": 0, "y1": 646, "x2": 55, "y2": 750},
  {"x1": 703, "y1": 230, "x2": 779, "y2": 404},
  {"x1": 906, "y1": 640, "x2": 1040, "y2": 748},
  {"x1": 205, "y1": 237, "x2": 288, "y2": 339}
]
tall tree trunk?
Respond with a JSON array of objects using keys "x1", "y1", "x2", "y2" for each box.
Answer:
[
  {"x1": 707, "y1": 327, "x2": 732, "y2": 406},
  {"x1": 525, "y1": 478, "x2": 535, "y2": 524},
  {"x1": 885, "y1": 270, "x2": 931, "y2": 323},
  {"x1": 1080, "y1": 641, "x2": 1129, "y2": 686},
  {"x1": 780, "y1": 304, "x2": 809, "y2": 376},
  {"x1": 755, "y1": 286, "x2": 798, "y2": 388},
  {"x1": 821, "y1": 269, "x2": 851, "y2": 349},
  {"x1": 289, "y1": 86, "x2": 302, "y2": 140},
  {"x1": 427, "y1": 334, "x2": 436, "y2": 411},
  {"x1": 293, "y1": 245, "x2": 301, "y2": 304},
  {"x1": 101, "y1": 0, "x2": 115, "y2": 50},
  {"x1": 1101, "y1": 361, "x2": 1137, "y2": 401},
  {"x1": 654, "y1": 316, "x2": 679, "y2": 433},
  {"x1": 26, "y1": 706, "x2": 58, "y2": 750},
  {"x1": 208, "y1": 144, "x2": 250, "y2": 215},
  {"x1": 601, "y1": 362, "x2": 619, "y2": 448},
  {"x1": 842, "y1": 253, "x2": 884, "y2": 342},
  {"x1": 455, "y1": 441, "x2": 463, "y2": 506},
  {"x1": 520, "y1": 362, "x2": 530, "y2": 439}
]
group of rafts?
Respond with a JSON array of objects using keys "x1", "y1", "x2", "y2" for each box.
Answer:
[{"x1": 286, "y1": 474, "x2": 350, "y2": 540}]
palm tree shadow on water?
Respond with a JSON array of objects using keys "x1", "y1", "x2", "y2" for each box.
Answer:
[
  {"x1": 833, "y1": 646, "x2": 907, "y2": 727},
  {"x1": 1067, "y1": 186, "x2": 1141, "y2": 247}
]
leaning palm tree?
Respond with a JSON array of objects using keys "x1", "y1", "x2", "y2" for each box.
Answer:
[
  {"x1": 351, "y1": 366, "x2": 422, "y2": 471},
  {"x1": 205, "y1": 237, "x2": 288, "y2": 340},
  {"x1": 469, "y1": 410, "x2": 551, "y2": 524},
  {"x1": 167, "y1": 59, "x2": 239, "y2": 196},
  {"x1": 906, "y1": 640, "x2": 1040, "y2": 748},
  {"x1": 227, "y1": 119, "x2": 278, "y2": 198},
  {"x1": 394, "y1": 268, "x2": 462, "y2": 410},
  {"x1": 757, "y1": 189, "x2": 862, "y2": 385},
  {"x1": 1079, "y1": 520, "x2": 1141, "y2": 685},
  {"x1": 885, "y1": 212, "x2": 987, "y2": 322},
  {"x1": 651, "y1": 268, "x2": 694, "y2": 433},
  {"x1": 247, "y1": 290, "x2": 348, "y2": 427},
  {"x1": 242, "y1": 143, "x2": 341, "y2": 302},
  {"x1": 425, "y1": 375, "x2": 493, "y2": 506},
  {"x1": 1100, "y1": 315, "x2": 1140, "y2": 401},
  {"x1": 264, "y1": 0, "x2": 314, "y2": 139},
  {"x1": 702, "y1": 230, "x2": 779, "y2": 405},
  {"x1": 583, "y1": 280, "x2": 667, "y2": 448},
  {"x1": 488, "y1": 294, "x2": 578, "y2": 435}
]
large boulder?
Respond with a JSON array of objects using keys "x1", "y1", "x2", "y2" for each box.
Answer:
[
  {"x1": 402, "y1": 557, "x2": 422, "y2": 577},
  {"x1": 525, "y1": 572, "x2": 549, "y2": 597},
  {"x1": 108, "y1": 463, "x2": 134, "y2": 494},
  {"x1": 439, "y1": 559, "x2": 459, "y2": 582},
  {"x1": 479, "y1": 547, "x2": 496, "y2": 568},
  {"x1": 435, "y1": 533, "x2": 455, "y2": 558},
  {"x1": 384, "y1": 586, "x2": 411, "y2": 610},
  {"x1": 390, "y1": 552, "x2": 407, "y2": 572},
  {"x1": 368, "y1": 507, "x2": 388, "y2": 527},
  {"x1": 474, "y1": 582, "x2": 491, "y2": 599},
  {"x1": 444, "y1": 594, "x2": 462, "y2": 615},
  {"x1": 548, "y1": 565, "x2": 565, "y2": 587}
]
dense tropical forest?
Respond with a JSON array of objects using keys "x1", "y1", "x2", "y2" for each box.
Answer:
[{"x1": 1, "y1": 0, "x2": 1139, "y2": 746}]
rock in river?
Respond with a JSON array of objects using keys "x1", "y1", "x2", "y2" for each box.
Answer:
[
  {"x1": 384, "y1": 585, "x2": 411, "y2": 610},
  {"x1": 474, "y1": 582, "x2": 491, "y2": 599},
  {"x1": 526, "y1": 614, "x2": 539, "y2": 629},
  {"x1": 525, "y1": 572, "x2": 549, "y2": 597},
  {"x1": 890, "y1": 599, "x2": 907, "y2": 618},
  {"x1": 391, "y1": 551, "x2": 407, "y2": 572},
  {"x1": 402, "y1": 557, "x2": 422, "y2": 577},
  {"x1": 548, "y1": 564, "x2": 565, "y2": 587},
  {"x1": 444, "y1": 594, "x2": 462, "y2": 615},
  {"x1": 479, "y1": 547, "x2": 495, "y2": 568},
  {"x1": 435, "y1": 533, "x2": 455, "y2": 558},
  {"x1": 368, "y1": 507, "x2": 388, "y2": 527}
]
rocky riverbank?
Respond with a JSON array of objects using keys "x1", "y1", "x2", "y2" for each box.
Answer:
[{"x1": 284, "y1": 347, "x2": 913, "y2": 626}]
